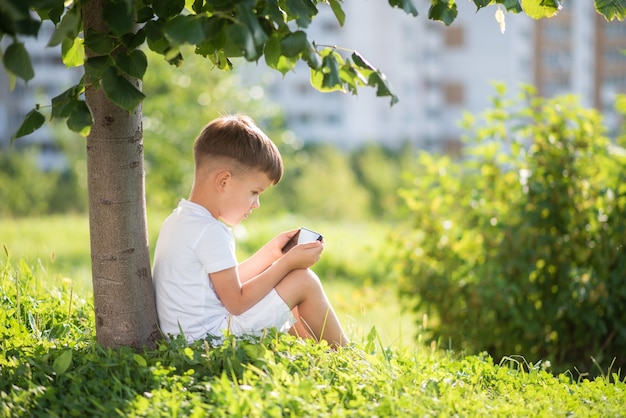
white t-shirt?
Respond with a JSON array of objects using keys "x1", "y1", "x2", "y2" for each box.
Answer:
[{"x1": 152, "y1": 199, "x2": 238, "y2": 341}]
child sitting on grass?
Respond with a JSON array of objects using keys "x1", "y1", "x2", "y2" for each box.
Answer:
[{"x1": 152, "y1": 114, "x2": 348, "y2": 348}]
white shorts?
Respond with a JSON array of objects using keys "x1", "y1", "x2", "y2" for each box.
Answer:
[{"x1": 220, "y1": 289, "x2": 296, "y2": 336}]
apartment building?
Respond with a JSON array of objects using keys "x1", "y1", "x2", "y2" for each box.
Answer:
[
  {"x1": 535, "y1": 1, "x2": 626, "y2": 135},
  {"x1": 0, "y1": 21, "x2": 81, "y2": 170},
  {"x1": 243, "y1": 0, "x2": 535, "y2": 153},
  {"x1": 245, "y1": 1, "x2": 625, "y2": 153}
]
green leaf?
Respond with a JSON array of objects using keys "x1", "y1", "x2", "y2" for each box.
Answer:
[
  {"x1": 348, "y1": 52, "x2": 398, "y2": 104},
  {"x1": 114, "y1": 49, "x2": 148, "y2": 79},
  {"x1": 329, "y1": 0, "x2": 346, "y2": 25},
  {"x1": 66, "y1": 101, "x2": 92, "y2": 134},
  {"x1": 133, "y1": 353, "x2": 148, "y2": 367},
  {"x1": 164, "y1": 15, "x2": 207, "y2": 45},
  {"x1": 121, "y1": 28, "x2": 147, "y2": 50},
  {"x1": 6, "y1": 72, "x2": 17, "y2": 92},
  {"x1": 428, "y1": 0, "x2": 458, "y2": 25},
  {"x1": 48, "y1": 7, "x2": 80, "y2": 47},
  {"x1": 310, "y1": 50, "x2": 344, "y2": 93},
  {"x1": 264, "y1": 35, "x2": 281, "y2": 69},
  {"x1": 203, "y1": 15, "x2": 227, "y2": 39},
  {"x1": 275, "y1": 54, "x2": 298, "y2": 75},
  {"x1": 352, "y1": 51, "x2": 375, "y2": 71},
  {"x1": 473, "y1": 0, "x2": 492, "y2": 10},
  {"x1": 595, "y1": 0, "x2": 626, "y2": 21},
  {"x1": 51, "y1": 85, "x2": 81, "y2": 119},
  {"x1": 192, "y1": 0, "x2": 205, "y2": 14},
  {"x1": 368, "y1": 72, "x2": 399, "y2": 105},
  {"x1": 285, "y1": 0, "x2": 318, "y2": 28},
  {"x1": 339, "y1": 63, "x2": 362, "y2": 94},
  {"x1": 235, "y1": 2, "x2": 269, "y2": 48},
  {"x1": 279, "y1": 31, "x2": 308, "y2": 57},
  {"x1": 3, "y1": 42, "x2": 34, "y2": 82},
  {"x1": 520, "y1": 0, "x2": 560, "y2": 19},
  {"x1": 259, "y1": 0, "x2": 288, "y2": 27},
  {"x1": 496, "y1": 0, "x2": 523, "y2": 13},
  {"x1": 322, "y1": 53, "x2": 342, "y2": 88},
  {"x1": 310, "y1": 68, "x2": 343, "y2": 93},
  {"x1": 145, "y1": 20, "x2": 172, "y2": 55},
  {"x1": 208, "y1": 49, "x2": 232, "y2": 70},
  {"x1": 11, "y1": 109, "x2": 45, "y2": 143},
  {"x1": 137, "y1": 6, "x2": 154, "y2": 23},
  {"x1": 153, "y1": 0, "x2": 185, "y2": 20},
  {"x1": 225, "y1": 22, "x2": 258, "y2": 59},
  {"x1": 302, "y1": 45, "x2": 322, "y2": 69},
  {"x1": 61, "y1": 37, "x2": 84, "y2": 67},
  {"x1": 1, "y1": 0, "x2": 41, "y2": 36},
  {"x1": 103, "y1": 0, "x2": 134, "y2": 35},
  {"x1": 84, "y1": 29, "x2": 117, "y2": 55},
  {"x1": 43, "y1": 3, "x2": 66, "y2": 25},
  {"x1": 101, "y1": 66, "x2": 145, "y2": 112},
  {"x1": 388, "y1": 0, "x2": 419, "y2": 16},
  {"x1": 85, "y1": 56, "x2": 111, "y2": 80},
  {"x1": 53, "y1": 350, "x2": 73, "y2": 376}
]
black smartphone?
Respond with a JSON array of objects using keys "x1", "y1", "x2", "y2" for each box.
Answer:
[{"x1": 281, "y1": 227, "x2": 323, "y2": 254}]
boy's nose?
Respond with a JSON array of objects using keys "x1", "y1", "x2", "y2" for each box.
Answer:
[{"x1": 252, "y1": 196, "x2": 260, "y2": 209}]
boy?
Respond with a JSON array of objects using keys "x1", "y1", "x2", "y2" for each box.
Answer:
[{"x1": 152, "y1": 114, "x2": 348, "y2": 348}]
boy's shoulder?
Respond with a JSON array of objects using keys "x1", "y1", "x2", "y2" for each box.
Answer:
[{"x1": 162, "y1": 200, "x2": 225, "y2": 233}]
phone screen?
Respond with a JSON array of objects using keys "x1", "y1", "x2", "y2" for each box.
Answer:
[{"x1": 281, "y1": 228, "x2": 322, "y2": 253}]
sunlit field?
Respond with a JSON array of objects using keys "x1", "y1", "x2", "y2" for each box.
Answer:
[{"x1": 0, "y1": 213, "x2": 417, "y2": 347}]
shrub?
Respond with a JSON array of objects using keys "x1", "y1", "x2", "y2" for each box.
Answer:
[
  {"x1": 275, "y1": 144, "x2": 374, "y2": 220},
  {"x1": 351, "y1": 143, "x2": 415, "y2": 219},
  {"x1": 391, "y1": 86, "x2": 626, "y2": 374},
  {"x1": 0, "y1": 150, "x2": 86, "y2": 216}
]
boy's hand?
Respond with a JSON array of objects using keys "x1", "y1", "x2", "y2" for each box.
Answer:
[
  {"x1": 282, "y1": 240, "x2": 324, "y2": 270},
  {"x1": 262, "y1": 229, "x2": 300, "y2": 259}
]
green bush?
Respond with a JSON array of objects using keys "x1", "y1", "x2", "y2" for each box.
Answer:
[
  {"x1": 352, "y1": 143, "x2": 415, "y2": 219},
  {"x1": 0, "y1": 150, "x2": 86, "y2": 217},
  {"x1": 392, "y1": 86, "x2": 626, "y2": 375},
  {"x1": 274, "y1": 144, "x2": 373, "y2": 220}
]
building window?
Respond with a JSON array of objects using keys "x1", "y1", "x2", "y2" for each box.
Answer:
[
  {"x1": 443, "y1": 82, "x2": 464, "y2": 105},
  {"x1": 442, "y1": 136, "x2": 463, "y2": 157},
  {"x1": 444, "y1": 26, "x2": 464, "y2": 48},
  {"x1": 604, "y1": 49, "x2": 626, "y2": 65},
  {"x1": 542, "y1": 51, "x2": 571, "y2": 72},
  {"x1": 542, "y1": 24, "x2": 570, "y2": 43},
  {"x1": 604, "y1": 22, "x2": 626, "y2": 38}
]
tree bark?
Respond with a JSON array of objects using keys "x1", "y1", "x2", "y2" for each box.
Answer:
[{"x1": 83, "y1": 0, "x2": 159, "y2": 348}]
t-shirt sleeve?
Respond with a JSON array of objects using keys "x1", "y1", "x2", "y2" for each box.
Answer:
[{"x1": 194, "y1": 222, "x2": 237, "y2": 274}]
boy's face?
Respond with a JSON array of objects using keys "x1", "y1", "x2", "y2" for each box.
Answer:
[{"x1": 220, "y1": 170, "x2": 272, "y2": 226}]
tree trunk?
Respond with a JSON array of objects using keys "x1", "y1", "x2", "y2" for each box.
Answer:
[{"x1": 83, "y1": 0, "x2": 159, "y2": 348}]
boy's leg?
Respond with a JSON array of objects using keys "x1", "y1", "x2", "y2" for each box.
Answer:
[
  {"x1": 289, "y1": 306, "x2": 315, "y2": 339},
  {"x1": 275, "y1": 269, "x2": 349, "y2": 348}
]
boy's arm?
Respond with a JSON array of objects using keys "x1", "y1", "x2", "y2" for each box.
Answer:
[
  {"x1": 237, "y1": 229, "x2": 298, "y2": 282},
  {"x1": 210, "y1": 241, "x2": 323, "y2": 315}
]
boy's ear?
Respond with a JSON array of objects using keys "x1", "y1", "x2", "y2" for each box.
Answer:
[{"x1": 215, "y1": 170, "x2": 232, "y2": 192}]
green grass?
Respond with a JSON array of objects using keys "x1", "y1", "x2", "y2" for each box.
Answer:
[{"x1": 1, "y1": 257, "x2": 625, "y2": 417}]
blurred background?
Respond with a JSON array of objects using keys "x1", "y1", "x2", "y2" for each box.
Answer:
[{"x1": 1, "y1": 1, "x2": 626, "y2": 374}]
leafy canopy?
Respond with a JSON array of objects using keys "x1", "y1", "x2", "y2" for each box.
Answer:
[{"x1": 1, "y1": 0, "x2": 624, "y2": 142}]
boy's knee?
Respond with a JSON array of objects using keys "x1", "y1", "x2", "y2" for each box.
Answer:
[{"x1": 287, "y1": 268, "x2": 322, "y2": 289}]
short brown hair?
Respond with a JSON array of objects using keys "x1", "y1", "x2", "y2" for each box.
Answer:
[{"x1": 193, "y1": 115, "x2": 283, "y2": 184}]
